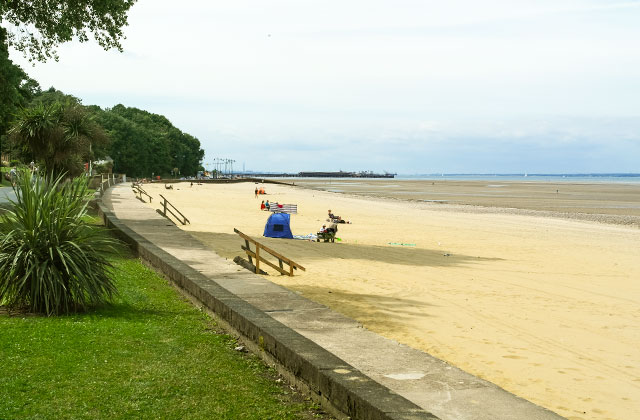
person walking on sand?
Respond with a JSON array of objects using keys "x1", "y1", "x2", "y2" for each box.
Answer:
[{"x1": 255, "y1": 187, "x2": 258, "y2": 198}]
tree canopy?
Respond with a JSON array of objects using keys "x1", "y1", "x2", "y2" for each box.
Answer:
[
  {"x1": 1, "y1": 0, "x2": 137, "y2": 62},
  {"x1": 0, "y1": 27, "x2": 40, "y2": 150},
  {"x1": 9, "y1": 96, "x2": 108, "y2": 177},
  {"x1": 92, "y1": 105, "x2": 205, "y2": 178}
]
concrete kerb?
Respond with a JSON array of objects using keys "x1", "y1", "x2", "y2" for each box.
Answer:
[{"x1": 96, "y1": 201, "x2": 439, "y2": 420}]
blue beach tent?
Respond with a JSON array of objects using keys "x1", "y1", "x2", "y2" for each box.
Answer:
[{"x1": 263, "y1": 213, "x2": 293, "y2": 239}]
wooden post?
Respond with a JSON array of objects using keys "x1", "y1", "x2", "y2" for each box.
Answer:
[
  {"x1": 163, "y1": 197, "x2": 167, "y2": 216},
  {"x1": 255, "y1": 244, "x2": 261, "y2": 274},
  {"x1": 278, "y1": 259, "x2": 284, "y2": 274},
  {"x1": 245, "y1": 239, "x2": 252, "y2": 264}
]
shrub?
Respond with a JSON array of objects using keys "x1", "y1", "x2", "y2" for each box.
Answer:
[{"x1": 0, "y1": 171, "x2": 118, "y2": 315}]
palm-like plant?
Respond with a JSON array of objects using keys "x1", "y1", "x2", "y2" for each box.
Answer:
[
  {"x1": 0, "y1": 170, "x2": 118, "y2": 315},
  {"x1": 9, "y1": 101, "x2": 107, "y2": 178}
]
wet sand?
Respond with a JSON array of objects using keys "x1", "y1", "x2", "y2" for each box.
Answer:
[
  {"x1": 284, "y1": 178, "x2": 640, "y2": 226},
  {"x1": 141, "y1": 180, "x2": 640, "y2": 420}
]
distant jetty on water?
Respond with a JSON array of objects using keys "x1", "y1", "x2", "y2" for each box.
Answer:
[{"x1": 242, "y1": 170, "x2": 396, "y2": 178}]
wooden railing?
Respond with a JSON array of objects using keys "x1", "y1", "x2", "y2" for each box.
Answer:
[
  {"x1": 132, "y1": 184, "x2": 153, "y2": 203},
  {"x1": 159, "y1": 194, "x2": 189, "y2": 225},
  {"x1": 234, "y1": 228, "x2": 305, "y2": 276},
  {"x1": 98, "y1": 173, "x2": 124, "y2": 196}
]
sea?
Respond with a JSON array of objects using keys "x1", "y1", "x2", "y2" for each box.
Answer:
[{"x1": 393, "y1": 174, "x2": 640, "y2": 184}]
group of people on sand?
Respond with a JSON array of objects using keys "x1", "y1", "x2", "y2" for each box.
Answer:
[
  {"x1": 252, "y1": 187, "x2": 351, "y2": 239},
  {"x1": 255, "y1": 187, "x2": 266, "y2": 197}
]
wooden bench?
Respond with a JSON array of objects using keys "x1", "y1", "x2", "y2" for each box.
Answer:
[
  {"x1": 234, "y1": 228, "x2": 305, "y2": 276},
  {"x1": 269, "y1": 203, "x2": 297, "y2": 214}
]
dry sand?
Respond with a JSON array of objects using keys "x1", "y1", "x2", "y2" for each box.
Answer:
[{"x1": 142, "y1": 180, "x2": 640, "y2": 420}]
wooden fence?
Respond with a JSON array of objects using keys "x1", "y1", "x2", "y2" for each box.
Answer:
[
  {"x1": 234, "y1": 228, "x2": 305, "y2": 276},
  {"x1": 132, "y1": 184, "x2": 153, "y2": 203},
  {"x1": 159, "y1": 194, "x2": 190, "y2": 225}
]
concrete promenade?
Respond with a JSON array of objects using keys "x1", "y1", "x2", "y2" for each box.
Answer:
[
  {"x1": 0, "y1": 186, "x2": 16, "y2": 206},
  {"x1": 101, "y1": 183, "x2": 565, "y2": 420}
]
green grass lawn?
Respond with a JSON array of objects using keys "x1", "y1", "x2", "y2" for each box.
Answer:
[{"x1": 0, "y1": 228, "x2": 328, "y2": 419}]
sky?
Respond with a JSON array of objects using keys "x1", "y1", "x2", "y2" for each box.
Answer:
[{"x1": 9, "y1": 0, "x2": 640, "y2": 174}]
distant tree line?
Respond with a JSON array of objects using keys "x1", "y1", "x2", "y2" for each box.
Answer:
[
  {"x1": 1, "y1": 0, "x2": 203, "y2": 179},
  {"x1": 90, "y1": 105, "x2": 205, "y2": 178},
  {"x1": 1, "y1": 60, "x2": 204, "y2": 178}
]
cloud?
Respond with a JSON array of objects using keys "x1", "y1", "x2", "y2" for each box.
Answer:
[{"x1": 7, "y1": 0, "x2": 640, "y2": 173}]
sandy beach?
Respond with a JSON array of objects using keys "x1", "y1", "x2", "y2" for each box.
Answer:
[{"x1": 141, "y1": 180, "x2": 640, "y2": 420}]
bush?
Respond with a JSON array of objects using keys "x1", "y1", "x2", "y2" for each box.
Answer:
[
  {"x1": 93, "y1": 161, "x2": 113, "y2": 174},
  {"x1": 0, "y1": 171, "x2": 119, "y2": 315}
]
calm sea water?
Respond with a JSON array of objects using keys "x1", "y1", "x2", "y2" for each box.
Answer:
[
  {"x1": 266, "y1": 174, "x2": 640, "y2": 184},
  {"x1": 395, "y1": 174, "x2": 640, "y2": 184}
]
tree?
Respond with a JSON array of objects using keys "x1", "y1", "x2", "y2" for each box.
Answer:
[
  {"x1": 0, "y1": 27, "x2": 40, "y2": 161},
  {"x1": 92, "y1": 104, "x2": 204, "y2": 177},
  {"x1": 1, "y1": 0, "x2": 137, "y2": 62},
  {"x1": 9, "y1": 100, "x2": 108, "y2": 177}
]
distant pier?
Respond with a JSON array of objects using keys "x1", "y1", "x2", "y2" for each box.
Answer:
[{"x1": 239, "y1": 170, "x2": 396, "y2": 178}]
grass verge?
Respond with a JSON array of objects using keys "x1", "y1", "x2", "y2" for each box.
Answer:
[{"x1": 0, "y1": 218, "x2": 329, "y2": 420}]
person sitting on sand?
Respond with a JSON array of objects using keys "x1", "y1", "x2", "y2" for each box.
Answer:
[
  {"x1": 327, "y1": 210, "x2": 350, "y2": 223},
  {"x1": 260, "y1": 200, "x2": 266, "y2": 210},
  {"x1": 265, "y1": 200, "x2": 270, "y2": 211}
]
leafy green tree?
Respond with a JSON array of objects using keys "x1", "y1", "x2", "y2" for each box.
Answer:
[
  {"x1": 92, "y1": 104, "x2": 204, "y2": 177},
  {"x1": 1, "y1": 0, "x2": 137, "y2": 62},
  {"x1": 0, "y1": 170, "x2": 118, "y2": 315},
  {"x1": 0, "y1": 27, "x2": 40, "y2": 160},
  {"x1": 9, "y1": 100, "x2": 108, "y2": 177}
]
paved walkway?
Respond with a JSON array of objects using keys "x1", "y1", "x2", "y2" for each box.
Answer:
[
  {"x1": 0, "y1": 186, "x2": 16, "y2": 206},
  {"x1": 103, "y1": 183, "x2": 564, "y2": 420}
]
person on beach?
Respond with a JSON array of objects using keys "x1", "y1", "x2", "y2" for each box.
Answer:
[
  {"x1": 260, "y1": 200, "x2": 266, "y2": 210},
  {"x1": 328, "y1": 210, "x2": 351, "y2": 224},
  {"x1": 265, "y1": 200, "x2": 270, "y2": 211},
  {"x1": 318, "y1": 224, "x2": 327, "y2": 233},
  {"x1": 255, "y1": 187, "x2": 258, "y2": 198}
]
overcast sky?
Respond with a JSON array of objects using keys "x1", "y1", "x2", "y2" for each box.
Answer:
[{"x1": 10, "y1": 0, "x2": 640, "y2": 174}]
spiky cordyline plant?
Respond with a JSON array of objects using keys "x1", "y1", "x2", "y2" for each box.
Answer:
[{"x1": 0, "y1": 170, "x2": 118, "y2": 315}]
